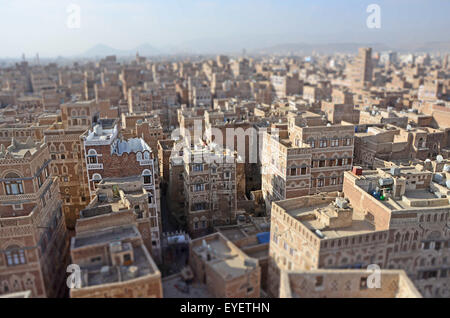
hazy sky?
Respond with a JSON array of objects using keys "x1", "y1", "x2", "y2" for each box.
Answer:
[{"x1": 0, "y1": 0, "x2": 449, "y2": 57}]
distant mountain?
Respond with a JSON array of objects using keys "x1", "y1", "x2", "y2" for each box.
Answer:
[
  {"x1": 82, "y1": 44, "x2": 129, "y2": 57},
  {"x1": 400, "y1": 41, "x2": 450, "y2": 53},
  {"x1": 80, "y1": 39, "x2": 450, "y2": 59},
  {"x1": 134, "y1": 43, "x2": 161, "y2": 56}
]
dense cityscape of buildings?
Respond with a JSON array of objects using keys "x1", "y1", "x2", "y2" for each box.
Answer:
[{"x1": 0, "y1": 48, "x2": 449, "y2": 298}]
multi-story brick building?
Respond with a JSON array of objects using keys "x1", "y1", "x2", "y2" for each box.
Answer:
[
  {"x1": 189, "y1": 232, "x2": 260, "y2": 298},
  {"x1": 157, "y1": 139, "x2": 175, "y2": 184},
  {"x1": 43, "y1": 100, "x2": 97, "y2": 230},
  {"x1": 280, "y1": 269, "x2": 421, "y2": 298},
  {"x1": 268, "y1": 164, "x2": 450, "y2": 298},
  {"x1": 82, "y1": 121, "x2": 162, "y2": 257},
  {"x1": 348, "y1": 47, "x2": 373, "y2": 89},
  {"x1": 183, "y1": 143, "x2": 239, "y2": 238},
  {"x1": 271, "y1": 73, "x2": 303, "y2": 99},
  {"x1": 261, "y1": 114, "x2": 355, "y2": 212},
  {"x1": 0, "y1": 138, "x2": 68, "y2": 298},
  {"x1": 80, "y1": 176, "x2": 159, "y2": 260},
  {"x1": 354, "y1": 125, "x2": 448, "y2": 168},
  {"x1": 70, "y1": 224, "x2": 162, "y2": 298}
]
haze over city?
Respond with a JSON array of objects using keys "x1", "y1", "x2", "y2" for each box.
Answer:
[
  {"x1": 1, "y1": 0, "x2": 450, "y2": 57},
  {"x1": 0, "y1": 0, "x2": 449, "y2": 305}
]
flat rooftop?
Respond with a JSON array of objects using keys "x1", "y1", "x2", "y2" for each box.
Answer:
[
  {"x1": 192, "y1": 235, "x2": 256, "y2": 281},
  {"x1": 81, "y1": 245, "x2": 156, "y2": 288},
  {"x1": 162, "y1": 274, "x2": 213, "y2": 298},
  {"x1": 72, "y1": 225, "x2": 140, "y2": 249},
  {"x1": 301, "y1": 210, "x2": 375, "y2": 239}
]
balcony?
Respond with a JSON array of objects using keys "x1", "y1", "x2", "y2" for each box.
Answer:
[{"x1": 87, "y1": 163, "x2": 103, "y2": 170}]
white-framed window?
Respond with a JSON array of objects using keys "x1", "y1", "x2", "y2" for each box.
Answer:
[
  {"x1": 193, "y1": 164, "x2": 203, "y2": 172},
  {"x1": 194, "y1": 184, "x2": 205, "y2": 192},
  {"x1": 87, "y1": 149, "x2": 98, "y2": 164},
  {"x1": 3, "y1": 173, "x2": 24, "y2": 195},
  {"x1": 318, "y1": 178, "x2": 324, "y2": 187},
  {"x1": 331, "y1": 177, "x2": 337, "y2": 185},
  {"x1": 344, "y1": 137, "x2": 352, "y2": 146},
  {"x1": 5, "y1": 246, "x2": 26, "y2": 266},
  {"x1": 142, "y1": 169, "x2": 152, "y2": 184},
  {"x1": 92, "y1": 173, "x2": 102, "y2": 187}
]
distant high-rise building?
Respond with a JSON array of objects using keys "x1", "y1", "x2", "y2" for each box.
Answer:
[{"x1": 349, "y1": 47, "x2": 373, "y2": 89}]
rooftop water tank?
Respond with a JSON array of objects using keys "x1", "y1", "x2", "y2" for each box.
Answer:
[
  {"x1": 433, "y1": 173, "x2": 444, "y2": 183},
  {"x1": 390, "y1": 167, "x2": 401, "y2": 176},
  {"x1": 379, "y1": 178, "x2": 394, "y2": 187}
]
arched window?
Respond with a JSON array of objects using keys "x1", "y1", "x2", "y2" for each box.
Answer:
[
  {"x1": 92, "y1": 173, "x2": 102, "y2": 187},
  {"x1": 5, "y1": 246, "x2": 26, "y2": 266},
  {"x1": 331, "y1": 137, "x2": 339, "y2": 147},
  {"x1": 330, "y1": 174, "x2": 338, "y2": 185},
  {"x1": 59, "y1": 144, "x2": 65, "y2": 152},
  {"x1": 142, "y1": 169, "x2": 152, "y2": 184},
  {"x1": 344, "y1": 136, "x2": 352, "y2": 146},
  {"x1": 24, "y1": 277, "x2": 34, "y2": 294},
  {"x1": 137, "y1": 152, "x2": 143, "y2": 161},
  {"x1": 3, "y1": 173, "x2": 24, "y2": 195},
  {"x1": 71, "y1": 109, "x2": 78, "y2": 117},
  {"x1": 144, "y1": 151, "x2": 150, "y2": 160},
  {"x1": 200, "y1": 216, "x2": 207, "y2": 229},
  {"x1": 87, "y1": 149, "x2": 98, "y2": 164}
]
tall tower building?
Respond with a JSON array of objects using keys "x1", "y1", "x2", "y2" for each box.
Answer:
[
  {"x1": 0, "y1": 138, "x2": 68, "y2": 298},
  {"x1": 350, "y1": 47, "x2": 373, "y2": 88}
]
